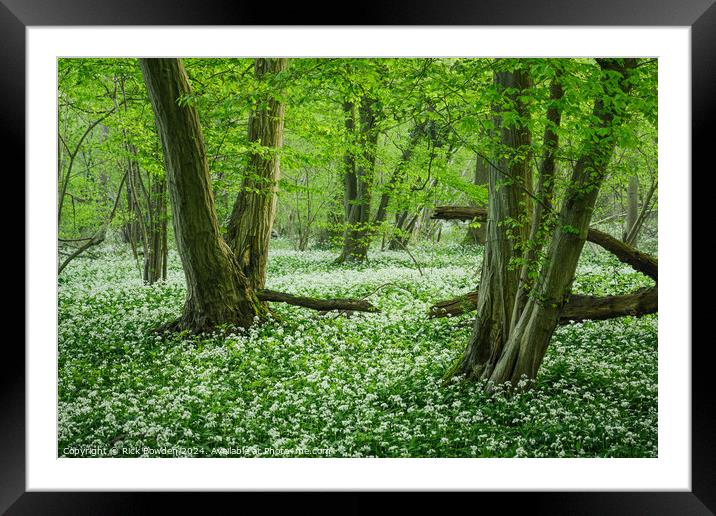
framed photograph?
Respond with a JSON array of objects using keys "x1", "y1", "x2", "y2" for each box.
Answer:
[{"x1": 9, "y1": 0, "x2": 711, "y2": 513}]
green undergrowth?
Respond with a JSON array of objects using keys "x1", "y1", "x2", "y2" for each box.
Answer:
[{"x1": 58, "y1": 240, "x2": 657, "y2": 458}]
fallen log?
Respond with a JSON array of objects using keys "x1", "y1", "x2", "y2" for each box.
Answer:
[
  {"x1": 257, "y1": 289, "x2": 378, "y2": 313},
  {"x1": 429, "y1": 290, "x2": 478, "y2": 318},
  {"x1": 432, "y1": 205, "x2": 487, "y2": 222},
  {"x1": 560, "y1": 287, "x2": 657, "y2": 323},
  {"x1": 429, "y1": 286, "x2": 657, "y2": 323},
  {"x1": 432, "y1": 206, "x2": 658, "y2": 281}
]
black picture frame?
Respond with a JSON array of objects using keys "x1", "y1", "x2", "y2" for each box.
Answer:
[{"x1": 7, "y1": 1, "x2": 711, "y2": 513}]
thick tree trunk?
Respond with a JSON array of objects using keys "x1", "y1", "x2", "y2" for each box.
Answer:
[
  {"x1": 337, "y1": 96, "x2": 379, "y2": 263},
  {"x1": 226, "y1": 58, "x2": 288, "y2": 290},
  {"x1": 451, "y1": 67, "x2": 533, "y2": 381},
  {"x1": 486, "y1": 58, "x2": 638, "y2": 385},
  {"x1": 140, "y1": 58, "x2": 266, "y2": 333}
]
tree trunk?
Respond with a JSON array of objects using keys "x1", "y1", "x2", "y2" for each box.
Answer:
[
  {"x1": 510, "y1": 75, "x2": 564, "y2": 330},
  {"x1": 388, "y1": 210, "x2": 419, "y2": 250},
  {"x1": 373, "y1": 125, "x2": 422, "y2": 227},
  {"x1": 143, "y1": 175, "x2": 168, "y2": 284},
  {"x1": 337, "y1": 96, "x2": 379, "y2": 263},
  {"x1": 451, "y1": 67, "x2": 533, "y2": 381},
  {"x1": 486, "y1": 58, "x2": 638, "y2": 385},
  {"x1": 448, "y1": 59, "x2": 638, "y2": 387},
  {"x1": 225, "y1": 58, "x2": 288, "y2": 290},
  {"x1": 462, "y1": 154, "x2": 490, "y2": 245},
  {"x1": 623, "y1": 175, "x2": 639, "y2": 244},
  {"x1": 257, "y1": 289, "x2": 377, "y2": 313},
  {"x1": 140, "y1": 58, "x2": 266, "y2": 333},
  {"x1": 624, "y1": 175, "x2": 656, "y2": 247}
]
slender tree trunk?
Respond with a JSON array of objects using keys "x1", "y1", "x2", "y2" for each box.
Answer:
[
  {"x1": 451, "y1": 67, "x2": 533, "y2": 381},
  {"x1": 388, "y1": 210, "x2": 419, "y2": 250},
  {"x1": 623, "y1": 175, "x2": 640, "y2": 245},
  {"x1": 510, "y1": 76, "x2": 564, "y2": 330},
  {"x1": 140, "y1": 58, "x2": 266, "y2": 333},
  {"x1": 462, "y1": 154, "x2": 490, "y2": 245},
  {"x1": 373, "y1": 125, "x2": 422, "y2": 227},
  {"x1": 143, "y1": 175, "x2": 168, "y2": 284},
  {"x1": 226, "y1": 58, "x2": 288, "y2": 290},
  {"x1": 624, "y1": 177, "x2": 657, "y2": 247}
]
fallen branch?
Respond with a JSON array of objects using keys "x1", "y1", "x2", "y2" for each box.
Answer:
[
  {"x1": 560, "y1": 287, "x2": 657, "y2": 323},
  {"x1": 257, "y1": 289, "x2": 379, "y2": 313},
  {"x1": 429, "y1": 290, "x2": 478, "y2": 318},
  {"x1": 432, "y1": 205, "x2": 487, "y2": 222},
  {"x1": 429, "y1": 286, "x2": 657, "y2": 323}
]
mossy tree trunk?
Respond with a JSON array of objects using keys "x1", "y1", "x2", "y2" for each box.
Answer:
[
  {"x1": 452, "y1": 67, "x2": 533, "y2": 380},
  {"x1": 452, "y1": 58, "x2": 638, "y2": 386},
  {"x1": 336, "y1": 96, "x2": 380, "y2": 263},
  {"x1": 140, "y1": 58, "x2": 266, "y2": 333},
  {"x1": 509, "y1": 75, "x2": 564, "y2": 329},
  {"x1": 226, "y1": 58, "x2": 288, "y2": 290}
]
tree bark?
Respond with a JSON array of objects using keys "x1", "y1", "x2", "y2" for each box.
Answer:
[
  {"x1": 432, "y1": 205, "x2": 487, "y2": 222},
  {"x1": 510, "y1": 76, "x2": 564, "y2": 330},
  {"x1": 451, "y1": 67, "x2": 533, "y2": 380},
  {"x1": 373, "y1": 125, "x2": 423, "y2": 228},
  {"x1": 624, "y1": 177, "x2": 657, "y2": 247},
  {"x1": 586, "y1": 228, "x2": 657, "y2": 280},
  {"x1": 225, "y1": 58, "x2": 288, "y2": 290},
  {"x1": 140, "y1": 58, "x2": 267, "y2": 333}
]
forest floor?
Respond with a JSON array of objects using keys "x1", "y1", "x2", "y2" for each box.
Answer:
[{"x1": 58, "y1": 239, "x2": 657, "y2": 458}]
